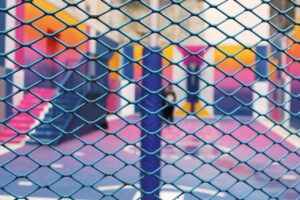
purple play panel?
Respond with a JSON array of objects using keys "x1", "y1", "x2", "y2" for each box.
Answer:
[{"x1": 0, "y1": 116, "x2": 299, "y2": 199}]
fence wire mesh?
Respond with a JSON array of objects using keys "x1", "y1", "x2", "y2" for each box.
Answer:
[{"x1": 0, "y1": 0, "x2": 299, "y2": 199}]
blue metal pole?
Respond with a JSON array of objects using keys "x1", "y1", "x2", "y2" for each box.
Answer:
[
  {"x1": 0, "y1": 2, "x2": 12, "y2": 118},
  {"x1": 0, "y1": 1, "x2": 6, "y2": 67},
  {"x1": 140, "y1": 48, "x2": 162, "y2": 200}
]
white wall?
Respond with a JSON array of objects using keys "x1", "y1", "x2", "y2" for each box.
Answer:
[
  {"x1": 200, "y1": 48, "x2": 214, "y2": 115},
  {"x1": 118, "y1": 48, "x2": 135, "y2": 116},
  {"x1": 204, "y1": 0, "x2": 270, "y2": 46}
]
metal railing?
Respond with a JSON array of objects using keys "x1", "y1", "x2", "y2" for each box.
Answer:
[{"x1": 0, "y1": 1, "x2": 299, "y2": 199}]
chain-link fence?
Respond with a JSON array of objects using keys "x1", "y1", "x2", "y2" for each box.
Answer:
[{"x1": 0, "y1": 0, "x2": 299, "y2": 199}]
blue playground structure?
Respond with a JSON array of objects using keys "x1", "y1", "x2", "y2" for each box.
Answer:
[{"x1": 30, "y1": 36, "x2": 118, "y2": 144}]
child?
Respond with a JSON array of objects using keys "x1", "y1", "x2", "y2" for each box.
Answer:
[{"x1": 162, "y1": 86, "x2": 176, "y2": 124}]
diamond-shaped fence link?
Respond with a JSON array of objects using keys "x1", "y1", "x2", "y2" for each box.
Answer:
[{"x1": 0, "y1": 0, "x2": 299, "y2": 199}]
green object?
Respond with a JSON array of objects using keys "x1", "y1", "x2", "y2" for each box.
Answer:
[{"x1": 0, "y1": 1, "x2": 299, "y2": 199}]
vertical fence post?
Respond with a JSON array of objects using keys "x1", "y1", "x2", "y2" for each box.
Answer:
[
  {"x1": 0, "y1": 1, "x2": 5, "y2": 67},
  {"x1": 140, "y1": 1, "x2": 162, "y2": 199},
  {"x1": 140, "y1": 48, "x2": 162, "y2": 199}
]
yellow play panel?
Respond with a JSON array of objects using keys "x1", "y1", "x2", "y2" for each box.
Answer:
[{"x1": 176, "y1": 102, "x2": 211, "y2": 117}]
